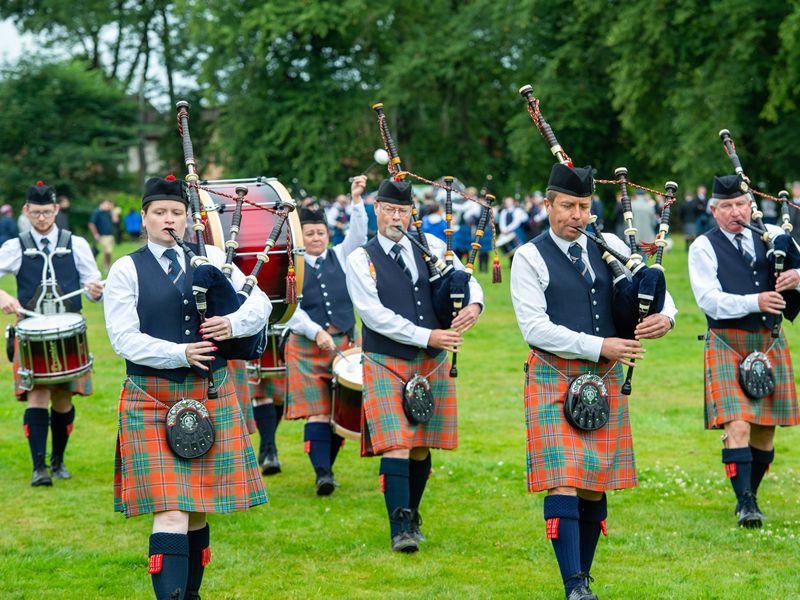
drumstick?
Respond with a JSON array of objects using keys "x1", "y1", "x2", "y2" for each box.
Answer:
[
  {"x1": 17, "y1": 307, "x2": 41, "y2": 318},
  {"x1": 53, "y1": 280, "x2": 107, "y2": 303}
]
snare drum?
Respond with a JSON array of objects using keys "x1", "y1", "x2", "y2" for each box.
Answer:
[
  {"x1": 331, "y1": 347, "x2": 363, "y2": 441},
  {"x1": 200, "y1": 177, "x2": 305, "y2": 325},
  {"x1": 15, "y1": 313, "x2": 93, "y2": 390}
]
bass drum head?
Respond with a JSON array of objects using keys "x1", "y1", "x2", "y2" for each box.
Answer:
[{"x1": 200, "y1": 177, "x2": 305, "y2": 325}]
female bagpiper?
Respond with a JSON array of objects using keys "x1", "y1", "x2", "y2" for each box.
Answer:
[{"x1": 104, "y1": 176, "x2": 270, "y2": 599}]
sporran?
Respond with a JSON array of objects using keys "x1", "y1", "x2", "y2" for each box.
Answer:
[
  {"x1": 564, "y1": 373, "x2": 610, "y2": 431},
  {"x1": 166, "y1": 398, "x2": 215, "y2": 459},
  {"x1": 739, "y1": 351, "x2": 775, "y2": 400},
  {"x1": 402, "y1": 374, "x2": 434, "y2": 424}
]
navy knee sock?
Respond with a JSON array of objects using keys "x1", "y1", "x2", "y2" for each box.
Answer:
[
  {"x1": 329, "y1": 433, "x2": 344, "y2": 469},
  {"x1": 750, "y1": 446, "x2": 774, "y2": 495},
  {"x1": 148, "y1": 532, "x2": 189, "y2": 600},
  {"x1": 304, "y1": 422, "x2": 332, "y2": 477},
  {"x1": 543, "y1": 495, "x2": 583, "y2": 598},
  {"x1": 253, "y1": 403, "x2": 278, "y2": 457},
  {"x1": 186, "y1": 524, "x2": 210, "y2": 596},
  {"x1": 50, "y1": 405, "x2": 75, "y2": 466},
  {"x1": 722, "y1": 447, "x2": 753, "y2": 502},
  {"x1": 380, "y1": 457, "x2": 410, "y2": 538},
  {"x1": 409, "y1": 452, "x2": 432, "y2": 511},
  {"x1": 23, "y1": 408, "x2": 49, "y2": 471},
  {"x1": 275, "y1": 403, "x2": 284, "y2": 423},
  {"x1": 577, "y1": 495, "x2": 607, "y2": 575}
]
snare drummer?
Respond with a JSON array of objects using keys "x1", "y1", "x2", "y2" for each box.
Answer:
[
  {"x1": 104, "y1": 176, "x2": 269, "y2": 599},
  {"x1": 345, "y1": 177, "x2": 484, "y2": 553},
  {"x1": 284, "y1": 175, "x2": 367, "y2": 496},
  {"x1": 510, "y1": 164, "x2": 675, "y2": 599},
  {"x1": 0, "y1": 181, "x2": 102, "y2": 487},
  {"x1": 689, "y1": 174, "x2": 800, "y2": 529}
]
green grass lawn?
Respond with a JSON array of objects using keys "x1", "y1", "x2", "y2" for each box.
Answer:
[{"x1": 1, "y1": 241, "x2": 799, "y2": 599}]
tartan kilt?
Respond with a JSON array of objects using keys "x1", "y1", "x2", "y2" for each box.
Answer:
[
  {"x1": 12, "y1": 336, "x2": 93, "y2": 400},
  {"x1": 228, "y1": 360, "x2": 256, "y2": 434},
  {"x1": 249, "y1": 376, "x2": 286, "y2": 405},
  {"x1": 524, "y1": 349, "x2": 636, "y2": 493},
  {"x1": 704, "y1": 327, "x2": 800, "y2": 429},
  {"x1": 284, "y1": 332, "x2": 353, "y2": 419},
  {"x1": 113, "y1": 368, "x2": 268, "y2": 518},
  {"x1": 361, "y1": 350, "x2": 457, "y2": 457}
]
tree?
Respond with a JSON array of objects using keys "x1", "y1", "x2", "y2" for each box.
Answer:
[{"x1": 0, "y1": 59, "x2": 138, "y2": 203}]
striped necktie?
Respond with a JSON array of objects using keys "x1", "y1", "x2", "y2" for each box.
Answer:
[
  {"x1": 162, "y1": 248, "x2": 185, "y2": 288},
  {"x1": 391, "y1": 243, "x2": 413, "y2": 282},
  {"x1": 568, "y1": 242, "x2": 593, "y2": 285},
  {"x1": 40, "y1": 238, "x2": 50, "y2": 255},
  {"x1": 734, "y1": 233, "x2": 755, "y2": 267}
]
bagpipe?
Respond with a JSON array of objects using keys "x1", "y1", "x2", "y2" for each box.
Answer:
[
  {"x1": 172, "y1": 101, "x2": 302, "y2": 395},
  {"x1": 719, "y1": 129, "x2": 800, "y2": 336},
  {"x1": 371, "y1": 103, "x2": 497, "y2": 377},
  {"x1": 518, "y1": 84, "x2": 674, "y2": 395}
]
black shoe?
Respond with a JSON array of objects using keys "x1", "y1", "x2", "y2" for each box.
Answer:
[
  {"x1": 31, "y1": 467, "x2": 52, "y2": 487},
  {"x1": 391, "y1": 531, "x2": 419, "y2": 553},
  {"x1": 737, "y1": 491, "x2": 763, "y2": 528},
  {"x1": 50, "y1": 462, "x2": 71, "y2": 480},
  {"x1": 316, "y1": 473, "x2": 335, "y2": 496},
  {"x1": 260, "y1": 451, "x2": 282, "y2": 476},
  {"x1": 567, "y1": 573, "x2": 598, "y2": 600},
  {"x1": 409, "y1": 510, "x2": 425, "y2": 542}
]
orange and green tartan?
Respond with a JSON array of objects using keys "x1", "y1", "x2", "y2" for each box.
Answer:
[
  {"x1": 703, "y1": 327, "x2": 800, "y2": 429},
  {"x1": 361, "y1": 350, "x2": 457, "y2": 457},
  {"x1": 113, "y1": 368, "x2": 267, "y2": 518},
  {"x1": 284, "y1": 332, "x2": 353, "y2": 419},
  {"x1": 524, "y1": 349, "x2": 637, "y2": 493},
  {"x1": 228, "y1": 360, "x2": 256, "y2": 434}
]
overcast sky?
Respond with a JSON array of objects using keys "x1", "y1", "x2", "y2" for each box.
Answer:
[{"x1": 0, "y1": 19, "x2": 26, "y2": 63}]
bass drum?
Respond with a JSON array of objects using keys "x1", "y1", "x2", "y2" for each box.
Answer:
[{"x1": 200, "y1": 177, "x2": 305, "y2": 325}]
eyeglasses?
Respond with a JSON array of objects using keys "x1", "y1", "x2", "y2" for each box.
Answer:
[
  {"x1": 28, "y1": 210, "x2": 55, "y2": 219},
  {"x1": 379, "y1": 205, "x2": 412, "y2": 217}
]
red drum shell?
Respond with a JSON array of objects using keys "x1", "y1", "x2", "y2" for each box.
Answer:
[
  {"x1": 15, "y1": 313, "x2": 92, "y2": 385},
  {"x1": 246, "y1": 327, "x2": 288, "y2": 383},
  {"x1": 200, "y1": 178, "x2": 305, "y2": 325},
  {"x1": 331, "y1": 347, "x2": 363, "y2": 440}
]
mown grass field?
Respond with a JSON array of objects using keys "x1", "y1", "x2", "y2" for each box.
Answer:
[{"x1": 1, "y1": 240, "x2": 799, "y2": 599}]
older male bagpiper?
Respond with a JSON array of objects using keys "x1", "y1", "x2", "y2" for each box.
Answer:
[
  {"x1": 511, "y1": 164, "x2": 676, "y2": 599},
  {"x1": 105, "y1": 176, "x2": 270, "y2": 599},
  {"x1": 688, "y1": 174, "x2": 800, "y2": 528},
  {"x1": 0, "y1": 181, "x2": 103, "y2": 486},
  {"x1": 346, "y1": 177, "x2": 484, "y2": 553}
]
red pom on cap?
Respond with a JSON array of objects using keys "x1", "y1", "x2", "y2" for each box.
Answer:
[
  {"x1": 165, "y1": 174, "x2": 176, "y2": 181},
  {"x1": 36, "y1": 180, "x2": 44, "y2": 186}
]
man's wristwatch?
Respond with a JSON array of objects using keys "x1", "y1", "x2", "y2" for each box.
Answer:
[{"x1": 666, "y1": 316, "x2": 675, "y2": 331}]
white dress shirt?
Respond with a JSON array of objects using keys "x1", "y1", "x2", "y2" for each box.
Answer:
[
  {"x1": 287, "y1": 203, "x2": 367, "y2": 340},
  {"x1": 346, "y1": 231, "x2": 484, "y2": 349},
  {"x1": 104, "y1": 241, "x2": 271, "y2": 370},
  {"x1": 511, "y1": 228, "x2": 678, "y2": 362},
  {"x1": 0, "y1": 226, "x2": 102, "y2": 301},
  {"x1": 688, "y1": 224, "x2": 800, "y2": 320}
]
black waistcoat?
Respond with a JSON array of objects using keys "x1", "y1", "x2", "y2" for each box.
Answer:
[
  {"x1": 704, "y1": 227, "x2": 773, "y2": 331},
  {"x1": 532, "y1": 232, "x2": 616, "y2": 338},
  {"x1": 300, "y1": 249, "x2": 355, "y2": 333},
  {"x1": 16, "y1": 230, "x2": 82, "y2": 311},
  {"x1": 125, "y1": 244, "x2": 226, "y2": 381},
  {"x1": 362, "y1": 236, "x2": 443, "y2": 360}
]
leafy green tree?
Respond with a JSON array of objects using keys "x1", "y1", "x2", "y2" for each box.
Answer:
[{"x1": 0, "y1": 59, "x2": 138, "y2": 204}]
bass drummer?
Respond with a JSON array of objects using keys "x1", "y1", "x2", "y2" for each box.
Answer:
[
  {"x1": 0, "y1": 181, "x2": 103, "y2": 487},
  {"x1": 283, "y1": 174, "x2": 368, "y2": 496}
]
